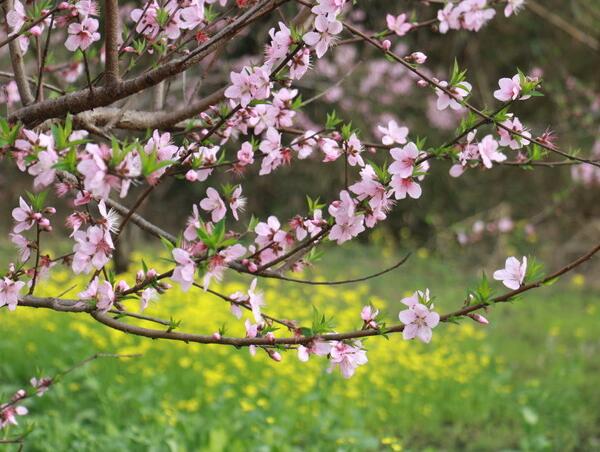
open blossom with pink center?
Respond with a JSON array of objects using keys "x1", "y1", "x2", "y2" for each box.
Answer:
[
  {"x1": 498, "y1": 116, "x2": 531, "y2": 149},
  {"x1": 265, "y1": 21, "x2": 293, "y2": 65},
  {"x1": 504, "y1": 0, "x2": 525, "y2": 17},
  {"x1": 12, "y1": 197, "x2": 37, "y2": 233},
  {"x1": 28, "y1": 149, "x2": 58, "y2": 189},
  {"x1": 77, "y1": 143, "x2": 119, "y2": 199},
  {"x1": 390, "y1": 175, "x2": 422, "y2": 200},
  {"x1": 399, "y1": 289, "x2": 440, "y2": 343},
  {"x1": 6, "y1": 0, "x2": 26, "y2": 33},
  {"x1": 0, "y1": 402, "x2": 28, "y2": 428},
  {"x1": 345, "y1": 133, "x2": 364, "y2": 167},
  {"x1": 259, "y1": 128, "x2": 288, "y2": 175},
  {"x1": 390, "y1": 142, "x2": 419, "y2": 178},
  {"x1": 72, "y1": 225, "x2": 114, "y2": 274},
  {"x1": 328, "y1": 190, "x2": 365, "y2": 244},
  {"x1": 65, "y1": 17, "x2": 101, "y2": 51},
  {"x1": 202, "y1": 244, "x2": 246, "y2": 289},
  {"x1": 493, "y1": 74, "x2": 531, "y2": 102},
  {"x1": 0, "y1": 81, "x2": 20, "y2": 106},
  {"x1": 377, "y1": 120, "x2": 408, "y2": 146},
  {"x1": 78, "y1": 277, "x2": 115, "y2": 312},
  {"x1": 477, "y1": 134, "x2": 506, "y2": 168},
  {"x1": 493, "y1": 256, "x2": 527, "y2": 290},
  {"x1": 225, "y1": 66, "x2": 272, "y2": 107},
  {"x1": 328, "y1": 341, "x2": 368, "y2": 378},
  {"x1": 288, "y1": 47, "x2": 311, "y2": 80},
  {"x1": 361, "y1": 305, "x2": 379, "y2": 329},
  {"x1": 435, "y1": 80, "x2": 472, "y2": 111},
  {"x1": 297, "y1": 340, "x2": 331, "y2": 362},
  {"x1": 386, "y1": 13, "x2": 412, "y2": 36},
  {"x1": 237, "y1": 142, "x2": 255, "y2": 166},
  {"x1": 30, "y1": 377, "x2": 52, "y2": 396},
  {"x1": 303, "y1": 15, "x2": 343, "y2": 59},
  {"x1": 0, "y1": 277, "x2": 26, "y2": 311},
  {"x1": 200, "y1": 187, "x2": 227, "y2": 222},
  {"x1": 254, "y1": 215, "x2": 290, "y2": 262},
  {"x1": 10, "y1": 233, "x2": 31, "y2": 262},
  {"x1": 311, "y1": 0, "x2": 345, "y2": 16},
  {"x1": 172, "y1": 248, "x2": 196, "y2": 292},
  {"x1": 180, "y1": 0, "x2": 205, "y2": 30},
  {"x1": 228, "y1": 185, "x2": 246, "y2": 220},
  {"x1": 140, "y1": 288, "x2": 158, "y2": 311}
]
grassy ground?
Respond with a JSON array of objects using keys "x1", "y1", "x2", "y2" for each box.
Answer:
[{"x1": 1, "y1": 245, "x2": 599, "y2": 451}]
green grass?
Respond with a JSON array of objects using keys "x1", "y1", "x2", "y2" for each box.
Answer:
[{"x1": 1, "y1": 246, "x2": 599, "y2": 451}]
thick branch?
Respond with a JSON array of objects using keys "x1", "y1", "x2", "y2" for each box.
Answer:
[
  {"x1": 104, "y1": 0, "x2": 121, "y2": 85},
  {"x1": 76, "y1": 87, "x2": 226, "y2": 130},
  {"x1": 9, "y1": 0, "x2": 278, "y2": 126}
]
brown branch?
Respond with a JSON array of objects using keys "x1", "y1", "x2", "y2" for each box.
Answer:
[
  {"x1": 4, "y1": 0, "x2": 34, "y2": 105},
  {"x1": 76, "y1": 87, "x2": 226, "y2": 130},
  {"x1": 104, "y1": 0, "x2": 121, "y2": 85},
  {"x1": 9, "y1": 0, "x2": 279, "y2": 126}
]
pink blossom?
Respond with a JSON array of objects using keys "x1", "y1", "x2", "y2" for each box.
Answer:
[
  {"x1": 28, "y1": 149, "x2": 58, "y2": 189},
  {"x1": 65, "y1": 17, "x2": 101, "y2": 51},
  {"x1": 498, "y1": 116, "x2": 531, "y2": 149},
  {"x1": 12, "y1": 197, "x2": 36, "y2": 233},
  {"x1": 297, "y1": 340, "x2": 331, "y2": 362},
  {"x1": 245, "y1": 319, "x2": 259, "y2": 356},
  {"x1": 435, "y1": 80, "x2": 472, "y2": 111},
  {"x1": 6, "y1": 0, "x2": 26, "y2": 34},
  {"x1": 399, "y1": 289, "x2": 439, "y2": 343},
  {"x1": 0, "y1": 277, "x2": 26, "y2": 311},
  {"x1": 378, "y1": 120, "x2": 408, "y2": 146},
  {"x1": 0, "y1": 402, "x2": 28, "y2": 428},
  {"x1": 361, "y1": 305, "x2": 379, "y2": 328},
  {"x1": 0, "y1": 81, "x2": 20, "y2": 106},
  {"x1": 72, "y1": 226, "x2": 114, "y2": 274},
  {"x1": 265, "y1": 21, "x2": 293, "y2": 66},
  {"x1": 140, "y1": 288, "x2": 158, "y2": 311},
  {"x1": 468, "y1": 313, "x2": 489, "y2": 325},
  {"x1": 10, "y1": 233, "x2": 31, "y2": 262},
  {"x1": 390, "y1": 175, "x2": 422, "y2": 200},
  {"x1": 172, "y1": 248, "x2": 196, "y2": 292},
  {"x1": 390, "y1": 142, "x2": 419, "y2": 178},
  {"x1": 303, "y1": 15, "x2": 343, "y2": 59},
  {"x1": 180, "y1": 0, "x2": 205, "y2": 30},
  {"x1": 386, "y1": 13, "x2": 412, "y2": 36},
  {"x1": 328, "y1": 341, "x2": 368, "y2": 378},
  {"x1": 493, "y1": 256, "x2": 527, "y2": 290},
  {"x1": 247, "y1": 278, "x2": 264, "y2": 322},
  {"x1": 78, "y1": 277, "x2": 115, "y2": 312},
  {"x1": 289, "y1": 48, "x2": 311, "y2": 80},
  {"x1": 493, "y1": 74, "x2": 531, "y2": 102},
  {"x1": 477, "y1": 134, "x2": 506, "y2": 168},
  {"x1": 224, "y1": 66, "x2": 272, "y2": 107},
  {"x1": 345, "y1": 133, "x2": 364, "y2": 167},
  {"x1": 228, "y1": 185, "x2": 246, "y2": 220},
  {"x1": 200, "y1": 187, "x2": 227, "y2": 222},
  {"x1": 504, "y1": 0, "x2": 525, "y2": 18},
  {"x1": 30, "y1": 377, "x2": 52, "y2": 396},
  {"x1": 237, "y1": 142, "x2": 255, "y2": 166}
]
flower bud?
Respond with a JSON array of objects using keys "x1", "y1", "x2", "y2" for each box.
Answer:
[
  {"x1": 381, "y1": 39, "x2": 391, "y2": 51},
  {"x1": 185, "y1": 170, "x2": 198, "y2": 182},
  {"x1": 416, "y1": 80, "x2": 428, "y2": 88},
  {"x1": 468, "y1": 313, "x2": 489, "y2": 325},
  {"x1": 212, "y1": 332, "x2": 221, "y2": 340},
  {"x1": 268, "y1": 351, "x2": 282, "y2": 362}
]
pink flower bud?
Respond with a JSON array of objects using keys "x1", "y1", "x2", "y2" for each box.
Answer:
[
  {"x1": 146, "y1": 269, "x2": 157, "y2": 279},
  {"x1": 468, "y1": 313, "x2": 489, "y2": 325},
  {"x1": 212, "y1": 332, "x2": 221, "y2": 340},
  {"x1": 382, "y1": 39, "x2": 391, "y2": 50},
  {"x1": 185, "y1": 170, "x2": 198, "y2": 182},
  {"x1": 12, "y1": 389, "x2": 26, "y2": 401},
  {"x1": 265, "y1": 332, "x2": 275, "y2": 342},
  {"x1": 269, "y1": 351, "x2": 282, "y2": 362},
  {"x1": 30, "y1": 25, "x2": 43, "y2": 36},
  {"x1": 44, "y1": 207, "x2": 56, "y2": 214},
  {"x1": 115, "y1": 280, "x2": 129, "y2": 292},
  {"x1": 409, "y1": 52, "x2": 427, "y2": 64},
  {"x1": 416, "y1": 80, "x2": 428, "y2": 88},
  {"x1": 58, "y1": 1, "x2": 70, "y2": 9},
  {"x1": 136, "y1": 270, "x2": 145, "y2": 283}
]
